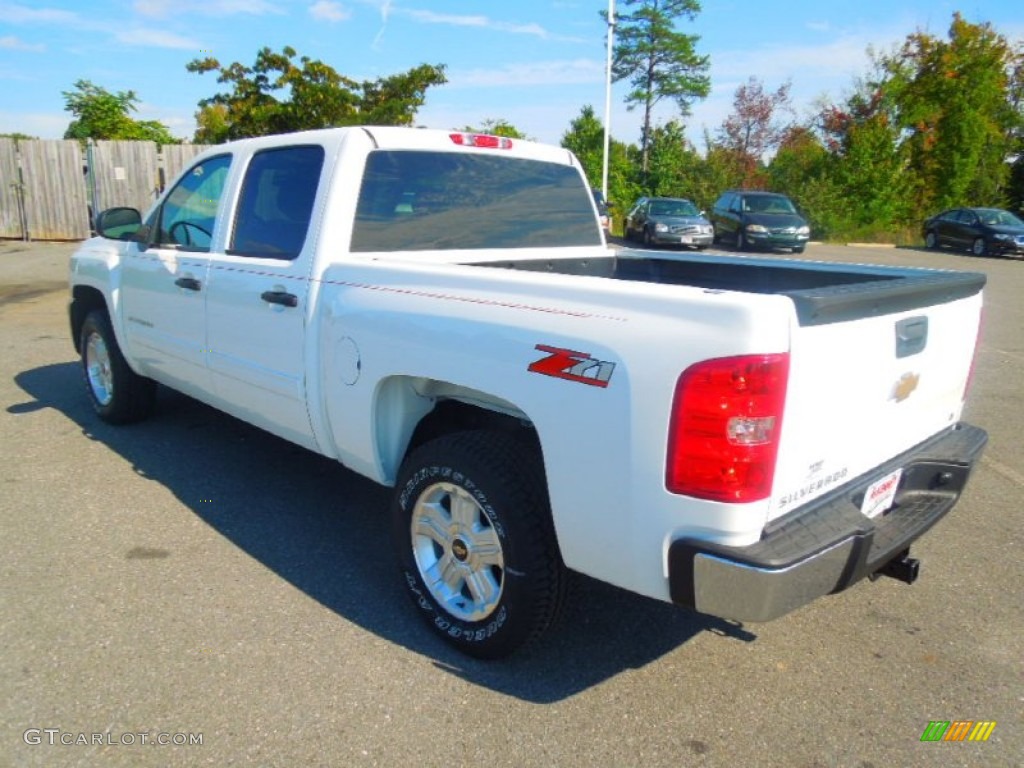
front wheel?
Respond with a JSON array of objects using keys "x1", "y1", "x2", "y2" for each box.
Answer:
[
  {"x1": 642, "y1": 228, "x2": 653, "y2": 248},
  {"x1": 392, "y1": 431, "x2": 567, "y2": 659},
  {"x1": 972, "y1": 237, "x2": 988, "y2": 257},
  {"x1": 80, "y1": 309, "x2": 156, "y2": 424},
  {"x1": 736, "y1": 231, "x2": 747, "y2": 251}
]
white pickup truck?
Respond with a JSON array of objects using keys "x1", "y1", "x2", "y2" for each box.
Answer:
[{"x1": 69, "y1": 126, "x2": 987, "y2": 658}]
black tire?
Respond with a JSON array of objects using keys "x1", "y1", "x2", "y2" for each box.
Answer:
[
  {"x1": 736, "y1": 231, "x2": 747, "y2": 251},
  {"x1": 642, "y1": 228, "x2": 653, "y2": 248},
  {"x1": 792, "y1": 244, "x2": 805, "y2": 254},
  {"x1": 80, "y1": 309, "x2": 156, "y2": 424},
  {"x1": 971, "y1": 237, "x2": 987, "y2": 257},
  {"x1": 623, "y1": 221, "x2": 632, "y2": 241},
  {"x1": 924, "y1": 230, "x2": 938, "y2": 250},
  {"x1": 392, "y1": 431, "x2": 567, "y2": 659}
]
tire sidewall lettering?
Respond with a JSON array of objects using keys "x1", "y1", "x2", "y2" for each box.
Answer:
[{"x1": 398, "y1": 460, "x2": 513, "y2": 646}]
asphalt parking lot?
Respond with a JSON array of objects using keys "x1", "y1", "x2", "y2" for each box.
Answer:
[{"x1": 1, "y1": 238, "x2": 1021, "y2": 767}]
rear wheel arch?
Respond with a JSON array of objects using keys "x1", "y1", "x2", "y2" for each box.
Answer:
[{"x1": 373, "y1": 376, "x2": 544, "y2": 484}]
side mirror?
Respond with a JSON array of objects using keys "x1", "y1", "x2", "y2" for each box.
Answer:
[{"x1": 94, "y1": 207, "x2": 142, "y2": 241}]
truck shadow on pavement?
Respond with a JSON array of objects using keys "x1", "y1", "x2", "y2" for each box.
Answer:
[{"x1": 13, "y1": 361, "x2": 756, "y2": 704}]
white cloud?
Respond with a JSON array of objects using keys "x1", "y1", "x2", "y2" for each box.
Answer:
[
  {"x1": 309, "y1": 1, "x2": 350, "y2": 22},
  {"x1": 405, "y1": 10, "x2": 546, "y2": 37},
  {"x1": 133, "y1": 0, "x2": 283, "y2": 17},
  {"x1": 371, "y1": 0, "x2": 392, "y2": 49},
  {"x1": 711, "y1": 35, "x2": 884, "y2": 85},
  {"x1": 0, "y1": 2, "x2": 78, "y2": 24},
  {"x1": 448, "y1": 59, "x2": 604, "y2": 89},
  {"x1": 114, "y1": 28, "x2": 200, "y2": 50},
  {"x1": 0, "y1": 110, "x2": 69, "y2": 139},
  {"x1": 0, "y1": 35, "x2": 45, "y2": 52}
]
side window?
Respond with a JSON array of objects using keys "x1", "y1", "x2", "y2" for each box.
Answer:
[
  {"x1": 230, "y1": 145, "x2": 325, "y2": 259},
  {"x1": 154, "y1": 154, "x2": 231, "y2": 251}
]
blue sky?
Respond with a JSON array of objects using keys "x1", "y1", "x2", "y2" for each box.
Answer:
[{"x1": 0, "y1": 0, "x2": 1020, "y2": 148}]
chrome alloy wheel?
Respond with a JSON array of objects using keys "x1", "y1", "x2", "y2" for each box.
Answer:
[
  {"x1": 85, "y1": 331, "x2": 114, "y2": 406},
  {"x1": 410, "y1": 481, "x2": 505, "y2": 622}
]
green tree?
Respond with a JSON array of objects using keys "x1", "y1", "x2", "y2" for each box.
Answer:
[
  {"x1": 815, "y1": 83, "x2": 912, "y2": 235},
  {"x1": 880, "y1": 13, "x2": 1022, "y2": 214},
  {"x1": 560, "y1": 105, "x2": 636, "y2": 229},
  {"x1": 62, "y1": 80, "x2": 177, "y2": 144},
  {"x1": 460, "y1": 119, "x2": 529, "y2": 139},
  {"x1": 645, "y1": 120, "x2": 701, "y2": 198},
  {"x1": 606, "y1": 0, "x2": 710, "y2": 175},
  {"x1": 768, "y1": 126, "x2": 836, "y2": 236},
  {"x1": 187, "y1": 46, "x2": 446, "y2": 142},
  {"x1": 560, "y1": 106, "x2": 605, "y2": 180},
  {"x1": 194, "y1": 104, "x2": 230, "y2": 145}
]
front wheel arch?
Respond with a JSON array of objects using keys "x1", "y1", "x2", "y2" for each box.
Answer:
[{"x1": 70, "y1": 285, "x2": 109, "y2": 354}]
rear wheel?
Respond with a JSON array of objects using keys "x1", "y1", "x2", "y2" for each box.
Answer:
[
  {"x1": 972, "y1": 237, "x2": 987, "y2": 257},
  {"x1": 80, "y1": 309, "x2": 155, "y2": 424},
  {"x1": 924, "y1": 230, "x2": 938, "y2": 249},
  {"x1": 392, "y1": 431, "x2": 567, "y2": 659}
]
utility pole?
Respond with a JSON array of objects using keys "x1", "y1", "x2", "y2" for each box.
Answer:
[{"x1": 601, "y1": 0, "x2": 615, "y2": 202}]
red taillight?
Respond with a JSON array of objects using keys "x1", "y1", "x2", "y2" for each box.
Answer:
[
  {"x1": 666, "y1": 354, "x2": 789, "y2": 502},
  {"x1": 449, "y1": 132, "x2": 513, "y2": 149}
]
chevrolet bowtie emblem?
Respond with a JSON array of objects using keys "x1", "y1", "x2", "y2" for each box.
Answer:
[{"x1": 892, "y1": 372, "x2": 920, "y2": 402}]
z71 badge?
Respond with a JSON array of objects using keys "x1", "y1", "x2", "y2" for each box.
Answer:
[{"x1": 528, "y1": 344, "x2": 616, "y2": 388}]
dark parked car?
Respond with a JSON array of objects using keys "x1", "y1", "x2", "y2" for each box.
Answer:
[
  {"x1": 922, "y1": 207, "x2": 1024, "y2": 257},
  {"x1": 710, "y1": 190, "x2": 810, "y2": 253},
  {"x1": 623, "y1": 196, "x2": 713, "y2": 249}
]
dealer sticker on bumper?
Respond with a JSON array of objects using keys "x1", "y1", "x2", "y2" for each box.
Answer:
[{"x1": 861, "y1": 468, "x2": 903, "y2": 518}]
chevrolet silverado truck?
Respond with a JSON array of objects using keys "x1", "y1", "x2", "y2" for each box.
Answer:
[{"x1": 69, "y1": 127, "x2": 988, "y2": 658}]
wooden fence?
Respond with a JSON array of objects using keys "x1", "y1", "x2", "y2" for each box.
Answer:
[{"x1": 0, "y1": 139, "x2": 212, "y2": 241}]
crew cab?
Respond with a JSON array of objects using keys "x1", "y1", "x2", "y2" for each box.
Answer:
[{"x1": 69, "y1": 127, "x2": 987, "y2": 658}]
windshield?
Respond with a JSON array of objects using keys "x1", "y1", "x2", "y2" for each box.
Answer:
[
  {"x1": 744, "y1": 195, "x2": 797, "y2": 215},
  {"x1": 649, "y1": 200, "x2": 699, "y2": 217},
  {"x1": 977, "y1": 209, "x2": 1024, "y2": 227}
]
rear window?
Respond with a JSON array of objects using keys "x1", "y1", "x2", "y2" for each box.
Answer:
[{"x1": 352, "y1": 150, "x2": 601, "y2": 252}]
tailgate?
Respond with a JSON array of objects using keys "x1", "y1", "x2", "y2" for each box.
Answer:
[{"x1": 768, "y1": 275, "x2": 984, "y2": 522}]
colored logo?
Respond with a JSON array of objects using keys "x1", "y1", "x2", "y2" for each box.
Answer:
[
  {"x1": 892, "y1": 372, "x2": 920, "y2": 402},
  {"x1": 528, "y1": 344, "x2": 615, "y2": 388},
  {"x1": 920, "y1": 720, "x2": 996, "y2": 742}
]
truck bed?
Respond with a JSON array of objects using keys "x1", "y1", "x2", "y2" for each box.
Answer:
[{"x1": 484, "y1": 250, "x2": 986, "y2": 325}]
